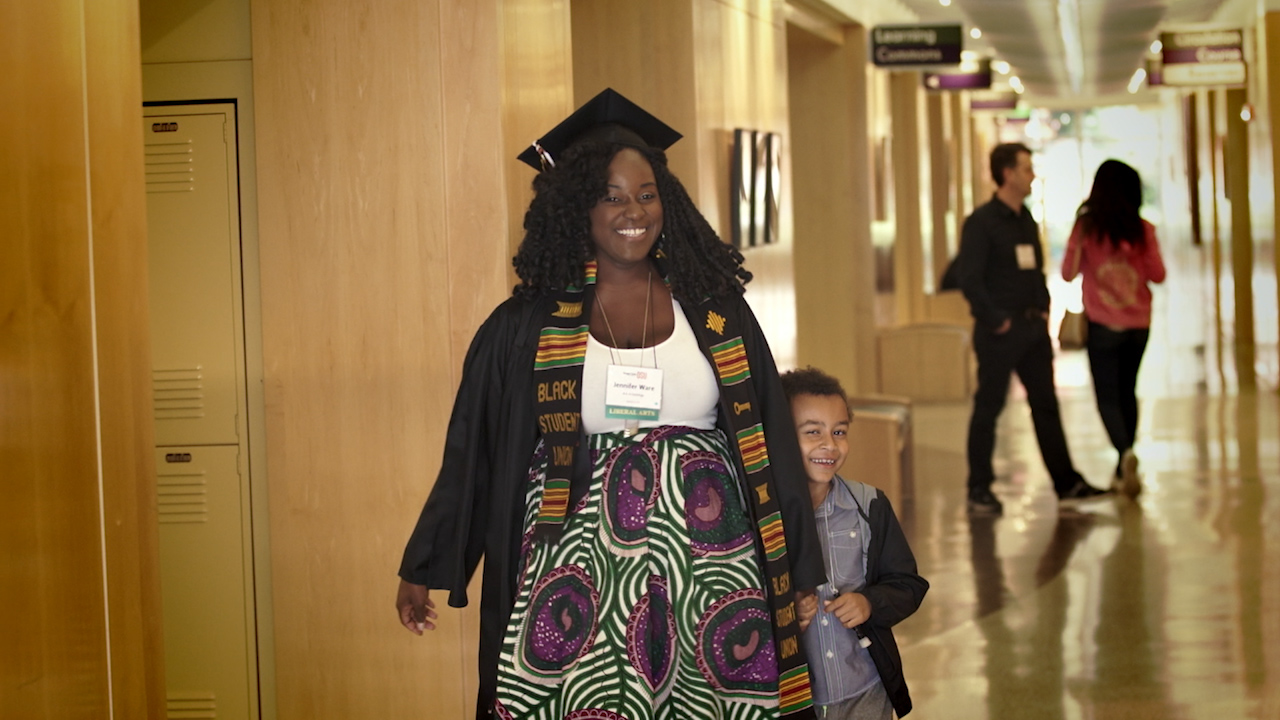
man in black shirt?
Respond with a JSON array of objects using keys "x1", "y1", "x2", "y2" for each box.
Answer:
[{"x1": 957, "y1": 143, "x2": 1107, "y2": 514}]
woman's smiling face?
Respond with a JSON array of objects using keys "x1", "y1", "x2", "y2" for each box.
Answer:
[{"x1": 588, "y1": 148, "x2": 663, "y2": 269}]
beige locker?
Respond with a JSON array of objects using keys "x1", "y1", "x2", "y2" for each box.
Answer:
[
  {"x1": 156, "y1": 446, "x2": 254, "y2": 720},
  {"x1": 145, "y1": 111, "x2": 243, "y2": 447},
  {"x1": 145, "y1": 105, "x2": 260, "y2": 720}
]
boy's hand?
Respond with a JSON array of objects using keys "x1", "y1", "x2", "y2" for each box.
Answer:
[
  {"x1": 824, "y1": 592, "x2": 871, "y2": 630},
  {"x1": 795, "y1": 590, "x2": 818, "y2": 632}
]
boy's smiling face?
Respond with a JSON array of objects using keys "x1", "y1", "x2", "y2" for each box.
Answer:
[{"x1": 791, "y1": 393, "x2": 850, "y2": 486}]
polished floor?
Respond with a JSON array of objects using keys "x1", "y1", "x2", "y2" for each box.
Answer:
[{"x1": 890, "y1": 247, "x2": 1280, "y2": 719}]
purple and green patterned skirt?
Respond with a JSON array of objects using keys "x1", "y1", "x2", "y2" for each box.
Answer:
[{"x1": 495, "y1": 425, "x2": 782, "y2": 720}]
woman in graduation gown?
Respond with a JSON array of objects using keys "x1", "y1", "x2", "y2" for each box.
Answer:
[{"x1": 396, "y1": 89, "x2": 824, "y2": 720}]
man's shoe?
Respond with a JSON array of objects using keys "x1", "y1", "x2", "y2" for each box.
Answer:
[
  {"x1": 1115, "y1": 449, "x2": 1141, "y2": 497},
  {"x1": 1059, "y1": 479, "x2": 1111, "y2": 501},
  {"x1": 967, "y1": 488, "x2": 1004, "y2": 515}
]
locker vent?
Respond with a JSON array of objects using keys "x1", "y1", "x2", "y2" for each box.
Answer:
[
  {"x1": 146, "y1": 140, "x2": 195, "y2": 194},
  {"x1": 154, "y1": 366, "x2": 206, "y2": 420},
  {"x1": 157, "y1": 470, "x2": 209, "y2": 524},
  {"x1": 167, "y1": 691, "x2": 217, "y2": 718}
]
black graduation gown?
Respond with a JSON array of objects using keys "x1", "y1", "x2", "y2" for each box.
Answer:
[{"x1": 399, "y1": 291, "x2": 825, "y2": 718}]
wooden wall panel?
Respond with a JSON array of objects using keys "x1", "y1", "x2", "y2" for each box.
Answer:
[
  {"x1": 251, "y1": 0, "x2": 517, "y2": 717},
  {"x1": 572, "y1": 0, "x2": 799, "y2": 365},
  {"x1": 85, "y1": 0, "x2": 167, "y2": 715},
  {"x1": 786, "y1": 20, "x2": 877, "y2": 393},
  {"x1": 1, "y1": 0, "x2": 162, "y2": 717},
  {"x1": 501, "y1": 1, "x2": 575, "y2": 276},
  {"x1": 691, "y1": 0, "x2": 797, "y2": 367},
  {"x1": 570, "y1": 0, "x2": 699, "y2": 178}
]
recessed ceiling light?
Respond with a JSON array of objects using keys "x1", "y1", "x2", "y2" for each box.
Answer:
[
  {"x1": 940, "y1": 0, "x2": 952, "y2": 6},
  {"x1": 993, "y1": 60, "x2": 1010, "y2": 74},
  {"x1": 970, "y1": 28, "x2": 982, "y2": 39},
  {"x1": 1150, "y1": 39, "x2": 1163, "y2": 54}
]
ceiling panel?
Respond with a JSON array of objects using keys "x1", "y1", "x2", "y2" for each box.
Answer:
[{"x1": 891, "y1": 0, "x2": 1241, "y2": 102}]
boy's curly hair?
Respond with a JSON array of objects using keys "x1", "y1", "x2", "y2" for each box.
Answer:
[
  {"x1": 512, "y1": 141, "x2": 751, "y2": 302},
  {"x1": 780, "y1": 366, "x2": 848, "y2": 403}
]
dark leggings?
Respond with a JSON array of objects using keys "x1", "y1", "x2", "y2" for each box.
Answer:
[{"x1": 1085, "y1": 322, "x2": 1150, "y2": 460}]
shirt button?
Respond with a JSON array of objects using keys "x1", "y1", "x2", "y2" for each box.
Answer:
[
  {"x1": 821, "y1": 618, "x2": 829, "y2": 626},
  {"x1": 849, "y1": 531, "x2": 857, "y2": 538},
  {"x1": 826, "y1": 650, "x2": 834, "y2": 659}
]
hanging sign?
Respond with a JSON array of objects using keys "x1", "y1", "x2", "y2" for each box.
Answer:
[
  {"x1": 923, "y1": 59, "x2": 992, "y2": 90},
  {"x1": 871, "y1": 24, "x2": 963, "y2": 67},
  {"x1": 1160, "y1": 29, "x2": 1245, "y2": 86}
]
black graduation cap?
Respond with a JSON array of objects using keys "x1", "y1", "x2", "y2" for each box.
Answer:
[{"x1": 516, "y1": 88, "x2": 683, "y2": 171}]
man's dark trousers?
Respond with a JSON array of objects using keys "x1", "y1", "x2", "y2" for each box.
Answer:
[{"x1": 967, "y1": 314, "x2": 1085, "y2": 496}]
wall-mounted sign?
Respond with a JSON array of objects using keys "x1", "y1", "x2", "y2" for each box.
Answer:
[
  {"x1": 924, "y1": 59, "x2": 992, "y2": 90},
  {"x1": 969, "y1": 91, "x2": 1018, "y2": 111},
  {"x1": 871, "y1": 24, "x2": 963, "y2": 67},
  {"x1": 1160, "y1": 29, "x2": 1245, "y2": 86}
]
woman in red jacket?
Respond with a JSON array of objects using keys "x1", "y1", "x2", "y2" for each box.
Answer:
[{"x1": 1063, "y1": 159, "x2": 1166, "y2": 496}]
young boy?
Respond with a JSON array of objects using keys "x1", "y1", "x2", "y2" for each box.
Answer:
[{"x1": 782, "y1": 367, "x2": 929, "y2": 719}]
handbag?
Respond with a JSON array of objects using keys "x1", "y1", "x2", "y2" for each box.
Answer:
[
  {"x1": 1058, "y1": 245, "x2": 1087, "y2": 350},
  {"x1": 1058, "y1": 310, "x2": 1088, "y2": 350}
]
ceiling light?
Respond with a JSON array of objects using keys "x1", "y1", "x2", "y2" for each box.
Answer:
[
  {"x1": 1127, "y1": 68, "x2": 1147, "y2": 94},
  {"x1": 1241, "y1": 104, "x2": 1254, "y2": 122},
  {"x1": 1009, "y1": 76, "x2": 1024, "y2": 94},
  {"x1": 961, "y1": 50, "x2": 979, "y2": 62},
  {"x1": 1150, "y1": 39, "x2": 1163, "y2": 54},
  {"x1": 940, "y1": 0, "x2": 952, "y2": 6},
  {"x1": 970, "y1": 28, "x2": 982, "y2": 39},
  {"x1": 1057, "y1": 0, "x2": 1085, "y2": 95},
  {"x1": 993, "y1": 60, "x2": 1011, "y2": 74},
  {"x1": 1059, "y1": 113, "x2": 1071, "y2": 125}
]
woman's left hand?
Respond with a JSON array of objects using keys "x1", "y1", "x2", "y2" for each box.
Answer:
[{"x1": 796, "y1": 590, "x2": 818, "y2": 632}]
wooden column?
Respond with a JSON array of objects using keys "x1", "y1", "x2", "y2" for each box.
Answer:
[
  {"x1": 926, "y1": 91, "x2": 951, "y2": 288},
  {"x1": 2, "y1": 0, "x2": 164, "y2": 716},
  {"x1": 1225, "y1": 87, "x2": 1256, "y2": 389},
  {"x1": 951, "y1": 92, "x2": 972, "y2": 245},
  {"x1": 890, "y1": 71, "x2": 927, "y2": 325},
  {"x1": 1267, "y1": 12, "x2": 1280, "y2": 373}
]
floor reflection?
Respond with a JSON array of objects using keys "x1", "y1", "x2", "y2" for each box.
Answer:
[{"x1": 892, "y1": 265, "x2": 1279, "y2": 718}]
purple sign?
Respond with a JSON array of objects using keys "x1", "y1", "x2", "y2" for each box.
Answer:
[{"x1": 923, "y1": 59, "x2": 992, "y2": 91}]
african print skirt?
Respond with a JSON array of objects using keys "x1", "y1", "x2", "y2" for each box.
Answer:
[{"x1": 495, "y1": 425, "x2": 782, "y2": 720}]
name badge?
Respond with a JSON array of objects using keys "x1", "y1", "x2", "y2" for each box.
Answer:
[
  {"x1": 605, "y1": 365, "x2": 663, "y2": 421},
  {"x1": 1015, "y1": 244, "x2": 1037, "y2": 270}
]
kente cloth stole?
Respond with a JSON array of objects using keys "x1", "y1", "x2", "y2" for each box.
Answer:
[
  {"x1": 687, "y1": 298, "x2": 815, "y2": 718},
  {"x1": 531, "y1": 261, "x2": 596, "y2": 540}
]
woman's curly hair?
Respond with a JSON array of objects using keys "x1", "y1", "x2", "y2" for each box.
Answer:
[{"x1": 512, "y1": 141, "x2": 752, "y2": 302}]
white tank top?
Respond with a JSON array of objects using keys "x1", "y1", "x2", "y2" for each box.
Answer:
[{"x1": 581, "y1": 298, "x2": 720, "y2": 435}]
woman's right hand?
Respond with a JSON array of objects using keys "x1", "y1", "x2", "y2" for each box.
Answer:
[{"x1": 396, "y1": 579, "x2": 437, "y2": 634}]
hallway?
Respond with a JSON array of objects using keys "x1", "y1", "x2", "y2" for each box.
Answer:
[{"x1": 891, "y1": 244, "x2": 1280, "y2": 718}]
